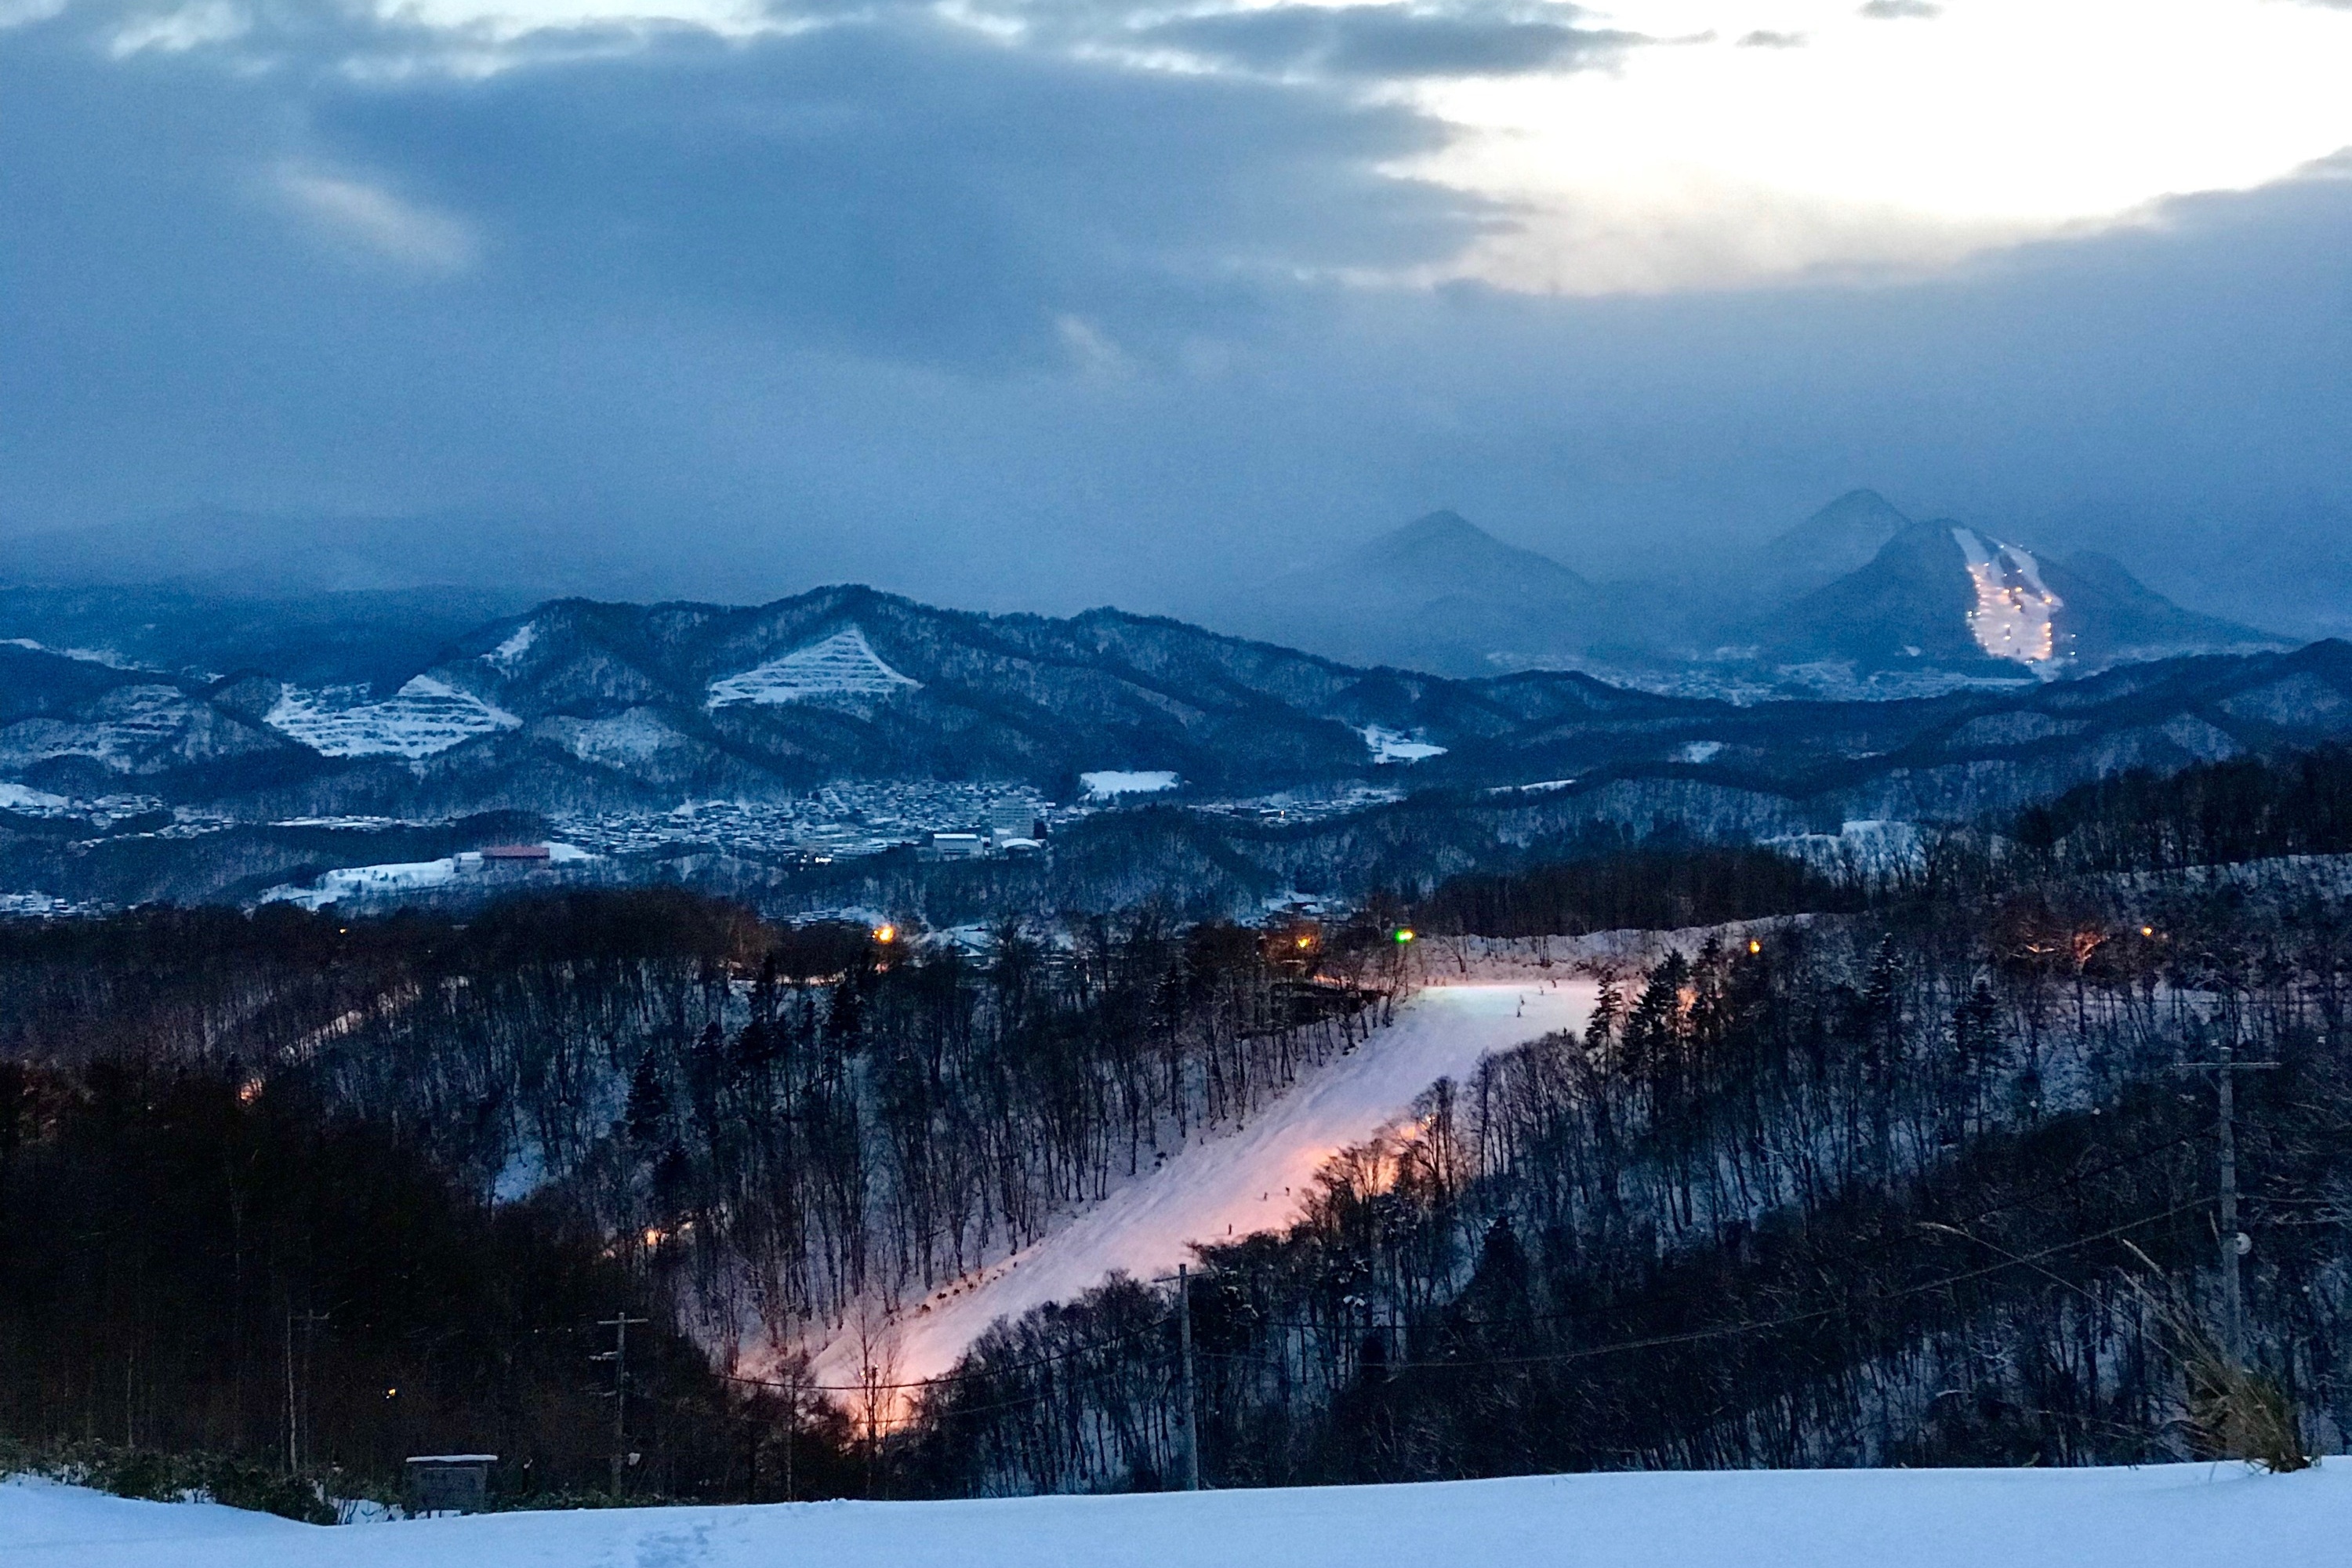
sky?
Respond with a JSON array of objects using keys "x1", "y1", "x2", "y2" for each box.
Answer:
[{"x1": 2, "y1": 0, "x2": 2350, "y2": 632}]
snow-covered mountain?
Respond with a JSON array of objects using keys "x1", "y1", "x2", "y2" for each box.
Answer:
[
  {"x1": 0, "y1": 583, "x2": 529, "y2": 687},
  {"x1": 4, "y1": 582, "x2": 2350, "y2": 894},
  {"x1": 1751, "y1": 517, "x2": 2284, "y2": 683},
  {"x1": 1191, "y1": 494, "x2": 2284, "y2": 696}
]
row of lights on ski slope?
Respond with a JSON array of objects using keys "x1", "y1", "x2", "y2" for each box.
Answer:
[
  {"x1": 1292, "y1": 928, "x2": 1417, "y2": 949},
  {"x1": 870, "y1": 921, "x2": 1402, "y2": 945},
  {"x1": 856, "y1": 925, "x2": 1889, "y2": 957}
]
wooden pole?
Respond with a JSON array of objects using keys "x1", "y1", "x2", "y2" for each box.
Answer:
[{"x1": 1178, "y1": 1265, "x2": 1200, "y2": 1491}]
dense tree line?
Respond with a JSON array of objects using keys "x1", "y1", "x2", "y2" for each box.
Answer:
[
  {"x1": 1412, "y1": 835, "x2": 1860, "y2": 939},
  {"x1": 2016, "y1": 745, "x2": 2352, "y2": 873},
  {"x1": 0, "y1": 1060, "x2": 852, "y2": 1508},
  {"x1": 0, "y1": 889, "x2": 1406, "y2": 1494}
]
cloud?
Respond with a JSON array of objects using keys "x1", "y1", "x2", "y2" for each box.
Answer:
[
  {"x1": 1857, "y1": 0, "x2": 1940, "y2": 18},
  {"x1": 278, "y1": 166, "x2": 478, "y2": 270},
  {"x1": 1138, "y1": 4, "x2": 1639, "y2": 81},
  {"x1": 0, "y1": 8, "x2": 1489, "y2": 365},
  {"x1": 2, "y1": 0, "x2": 2350, "y2": 634},
  {"x1": 104, "y1": 0, "x2": 245, "y2": 57},
  {"x1": 0, "y1": 0, "x2": 68, "y2": 28},
  {"x1": 323, "y1": 24, "x2": 1495, "y2": 358},
  {"x1": 1735, "y1": 28, "x2": 1806, "y2": 48}
]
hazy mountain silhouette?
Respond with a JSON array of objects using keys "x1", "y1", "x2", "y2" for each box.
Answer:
[{"x1": 1203, "y1": 510, "x2": 1607, "y2": 677}]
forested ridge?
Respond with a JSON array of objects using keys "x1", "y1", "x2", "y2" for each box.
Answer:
[
  {"x1": 909, "y1": 883, "x2": 2352, "y2": 1490},
  {"x1": 4, "y1": 749, "x2": 2351, "y2": 1506},
  {"x1": 0, "y1": 888, "x2": 1422, "y2": 1503},
  {"x1": 2015, "y1": 744, "x2": 2352, "y2": 873}
]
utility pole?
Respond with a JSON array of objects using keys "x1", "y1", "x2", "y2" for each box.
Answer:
[
  {"x1": 2173, "y1": 1025, "x2": 2280, "y2": 1370},
  {"x1": 782, "y1": 1365, "x2": 796, "y2": 1504},
  {"x1": 1178, "y1": 1265, "x2": 1200, "y2": 1491},
  {"x1": 283, "y1": 1309, "x2": 296, "y2": 1475},
  {"x1": 283, "y1": 1307, "x2": 328, "y2": 1475},
  {"x1": 594, "y1": 1314, "x2": 649, "y2": 1498}
]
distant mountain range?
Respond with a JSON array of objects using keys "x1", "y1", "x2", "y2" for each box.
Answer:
[
  {"x1": 2, "y1": 491, "x2": 2297, "y2": 698},
  {"x1": 1, "y1": 579, "x2": 2346, "y2": 833},
  {"x1": 0, "y1": 583, "x2": 528, "y2": 688},
  {"x1": 0, "y1": 510, "x2": 659, "y2": 601},
  {"x1": 1204, "y1": 491, "x2": 2287, "y2": 695}
]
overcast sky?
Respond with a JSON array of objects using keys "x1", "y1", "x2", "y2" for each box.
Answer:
[{"x1": 3, "y1": 0, "x2": 2350, "y2": 631}]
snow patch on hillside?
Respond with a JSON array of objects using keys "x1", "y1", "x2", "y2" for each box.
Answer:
[
  {"x1": 266, "y1": 677, "x2": 521, "y2": 759},
  {"x1": 481, "y1": 621, "x2": 537, "y2": 673},
  {"x1": 2, "y1": 637, "x2": 142, "y2": 670},
  {"x1": 1954, "y1": 528, "x2": 2063, "y2": 666},
  {"x1": 9, "y1": 1460, "x2": 2344, "y2": 1568},
  {"x1": 706, "y1": 628, "x2": 920, "y2": 708},
  {"x1": 263, "y1": 858, "x2": 459, "y2": 909},
  {"x1": 0, "y1": 782, "x2": 71, "y2": 812},
  {"x1": 0, "y1": 687, "x2": 201, "y2": 769},
  {"x1": 809, "y1": 982, "x2": 1595, "y2": 1396},
  {"x1": 259, "y1": 844, "x2": 592, "y2": 909},
  {"x1": 554, "y1": 708, "x2": 686, "y2": 769},
  {"x1": 1082, "y1": 769, "x2": 1179, "y2": 798},
  {"x1": 1360, "y1": 724, "x2": 1446, "y2": 763},
  {"x1": 1766, "y1": 818, "x2": 1925, "y2": 877}
]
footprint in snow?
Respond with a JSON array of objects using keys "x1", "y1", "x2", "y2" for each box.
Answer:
[{"x1": 633, "y1": 1521, "x2": 716, "y2": 1568}]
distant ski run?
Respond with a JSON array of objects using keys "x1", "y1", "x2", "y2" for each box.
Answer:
[
  {"x1": 1954, "y1": 528, "x2": 2063, "y2": 666},
  {"x1": 706, "y1": 627, "x2": 920, "y2": 708},
  {"x1": 266, "y1": 677, "x2": 521, "y2": 760}
]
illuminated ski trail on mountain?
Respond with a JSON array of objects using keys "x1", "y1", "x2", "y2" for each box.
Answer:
[
  {"x1": 1954, "y1": 528, "x2": 2062, "y2": 665},
  {"x1": 807, "y1": 982, "x2": 1599, "y2": 1403}
]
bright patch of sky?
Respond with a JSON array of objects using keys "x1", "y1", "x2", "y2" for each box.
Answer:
[
  {"x1": 1414, "y1": 0, "x2": 2352, "y2": 291},
  {"x1": 346, "y1": 0, "x2": 2352, "y2": 293}
]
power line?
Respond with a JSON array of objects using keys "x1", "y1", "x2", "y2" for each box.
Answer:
[
  {"x1": 721, "y1": 1314, "x2": 1174, "y2": 1396},
  {"x1": 1200, "y1": 1200, "x2": 2213, "y2": 1377},
  {"x1": 1235, "y1": 1120, "x2": 2220, "y2": 1338}
]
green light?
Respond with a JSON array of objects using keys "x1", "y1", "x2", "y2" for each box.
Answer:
[{"x1": 1393, "y1": 928, "x2": 1415, "y2": 944}]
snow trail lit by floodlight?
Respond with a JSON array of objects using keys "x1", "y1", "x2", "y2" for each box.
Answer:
[{"x1": 1952, "y1": 528, "x2": 2061, "y2": 665}]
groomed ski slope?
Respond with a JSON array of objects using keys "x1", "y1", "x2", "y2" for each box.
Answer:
[
  {"x1": 810, "y1": 982, "x2": 1597, "y2": 1392},
  {"x1": 7, "y1": 1462, "x2": 2344, "y2": 1567}
]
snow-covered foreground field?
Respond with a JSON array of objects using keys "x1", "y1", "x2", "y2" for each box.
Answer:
[
  {"x1": 7, "y1": 1463, "x2": 2343, "y2": 1567},
  {"x1": 811, "y1": 981, "x2": 1598, "y2": 1392}
]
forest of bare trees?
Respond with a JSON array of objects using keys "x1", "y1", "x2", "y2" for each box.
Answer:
[
  {"x1": 0, "y1": 889, "x2": 1426, "y2": 1501},
  {"x1": 5, "y1": 749, "x2": 2351, "y2": 1506},
  {"x1": 899, "y1": 759, "x2": 2352, "y2": 1491}
]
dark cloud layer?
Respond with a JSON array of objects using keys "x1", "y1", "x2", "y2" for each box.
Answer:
[
  {"x1": 2, "y1": 6, "x2": 2350, "y2": 637},
  {"x1": 313, "y1": 25, "x2": 1486, "y2": 358},
  {"x1": 1142, "y1": 4, "x2": 1636, "y2": 80}
]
